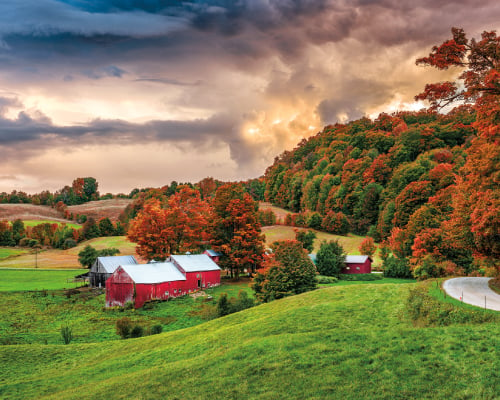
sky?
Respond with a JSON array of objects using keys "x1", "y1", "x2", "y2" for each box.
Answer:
[{"x1": 0, "y1": 0, "x2": 499, "y2": 194}]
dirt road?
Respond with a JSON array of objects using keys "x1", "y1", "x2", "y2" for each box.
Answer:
[{"x1": 443, "y1": 277, "x2": 500, "y2": 311}]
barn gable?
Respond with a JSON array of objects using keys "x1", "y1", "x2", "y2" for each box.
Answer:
[
  {"x1": 89, "y1": 255, "x2": 138, "y2": 288},
  {"x1": 169, "y1": 254, "x2": 221, "y2": 273},
  {"x1": 343, "y1": 255, "x2": 372, "y2": 274}
]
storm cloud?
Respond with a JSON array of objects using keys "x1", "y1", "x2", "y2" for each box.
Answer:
[{"x1": 0, "y1": 0, "x2": 499, "y2": 192}]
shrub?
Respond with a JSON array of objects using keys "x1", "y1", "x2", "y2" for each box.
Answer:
[
  {"x1": 123, "y1": 301, "x2": 135, "y2": 310},
  {"x1": 60, "y1": 326, "x2": 73, "y2": 345},
  {"x1": 116, "y1": 317, "x2": 132, "y2": 339},
  {"x1": 316, "y1": 275, "x2": 338, "y2": 284},
  {"x1": 150, "y1": 324, "x2": 163, "y2": 335},
  {"x1": 232, "y1": 290, "x2": 254, "y2": 312},
  {"x1": 62, "y1": 238, "x2": 77, "y2": 249},
  {"x1": 216, "y1": 293, "x2": 231, "y2": 317},
  {"x1": 130, "y1": 325, "x2": 144, "y2": 338},
  {"x1": 338, "y1": 273, "x2": 382, "y2": 281},
  {"x1": 383, "y1": 255, "x2": 412, "y2": 278}
]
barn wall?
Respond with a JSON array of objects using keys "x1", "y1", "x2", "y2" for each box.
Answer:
[
  {"x1": 185, "y1": 270, "x2": 221, "y2": 289},
  {"x1": 342, "y1": 260, "x2": 372, "y2": 274},
  {"x1": 105, "y1": 269, "x2": 135, "y2": 307},
  {"x1": 134, "y1": 280, "x2": 185, "y2": 308}
]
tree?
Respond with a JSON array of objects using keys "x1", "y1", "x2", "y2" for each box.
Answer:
[
  {"x1": 252, "y1": 240, "x2": 317, "y2": 303},
  {"x1": 316, "y1": 240, "x2": 346, "y2": 277},
  {"x1": 211, "y1": 183, "x2": 265, "y2": 279},
  {"x1": 321, "y1": 211, "x2": 349, "y2": 235},
  {"x1": 415, "y1": 28, "x2": 500, "y2": 110},
  {"x1": 295, "y1": 229, "x2": 316, "y2": 253},
  {"x1": 98, "y1": 218, "x2": 115, "y2": 236},
  {"x1": 78, "y1": 245, "x2": 98, "y2": 268},
  {"x1": 128, "y1": 187, "x2": 212, "y2": 261},
  {"x1": 81, "y1": 217, "x2": 100, "y2": 240},
  {"x1": 359, "y1": 237, "x2": 376, "y2": 259},
  {"x1": 11, "y1": 219, "x2": 25, "y2": 244}
]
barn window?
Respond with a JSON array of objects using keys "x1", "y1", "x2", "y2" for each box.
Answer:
[
  {"x1": 346, "y1": 266, "x2": 350, "y2": 270},
  {"x1": 174, "y1": 289, "x2": 177, "y2": 294},
  {"x1": 165, "y1": 291, "x2": 169, "y2": 296},
  {"x1": 356, "y1": 267, "x2": 360, "y2": 270}
]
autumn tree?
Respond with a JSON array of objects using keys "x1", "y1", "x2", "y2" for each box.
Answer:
[
  {"x1": 252, "y1": 240, "x2": 317, "y2": 302},
  {"x1": 359, "y1": 237, "x2": 376, "y2": 258},
  {"x1": 128, "y1": 187, "x2": 212, "y2": 261},
  {"x1": 211, "y1": 183, "x2": 265, "y2": 279},
  {"x1": 295, "y1": 229, "x2": 316, "y2": 253}
]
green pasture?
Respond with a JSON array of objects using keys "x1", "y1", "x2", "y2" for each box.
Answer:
[
  {"x1": 0, "y1": 269, "x2": 83, "y2": 291},
  {"x1": 1, "y1": 281, "x2": 499, "y2": 399},
  {"x1": 21, "y1": 220, "x2": 82, "y2": 229},
  {"x1": 0, "y1": 248, "x2": 28, "y2": 260}
]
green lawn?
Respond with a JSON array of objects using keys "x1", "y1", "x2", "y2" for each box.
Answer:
[
  {"x1": 0, "y1": 282, "x2": 498, "y2": 399},
  {"x1": 0, "y1": 269, "x2": 84, "y2": 291},
  {"x1": 0, "y1": 248, "x2": 28, "y2": 260},
  {"x1": 22, "y1": 220, "x2": 82, "y2": 229}
]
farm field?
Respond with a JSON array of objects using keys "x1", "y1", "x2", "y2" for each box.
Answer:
[
  {"x1": 0, "y1": 277, "x2": 253, "y2": 345},
  {"x1": 67, "y1": 198, "x2": 132, "y2": 221},
  {"x1": 0, "y1": 269, "x2": 84, "y2": 291},
  {"x1": 22, "y1": 220, "x2": 81, "y2": 229},
  {"x1": 0, "y1": 248, "x2": 28, "y2": 260},
  {"x1": 0, "y1": 203, "x2": 66, "y2": 222},
  {"x1": 0, "y1": 236, "x2": 139, "y2": 269},
  {"x1": 0, "y1": 282, "x2": 498, "y2": 399}
]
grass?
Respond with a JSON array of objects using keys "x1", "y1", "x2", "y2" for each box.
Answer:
[
  {"x1": 21, "y1": 220, "x2": 82, "y2": 229},
  {"x1": 0, "y1": 248, "x2": 28, "y2": 260},
  {"x1": 1, "y1": 282, "x2": 499, "y2": 399},
  {"x1": 0, "y1": 236, "x2": 139, "y2": 269},
  {"x1": 0, "y1": 275, "x2": 252, "y2": 345},
  {"x1": 0, "y1": 269, "x2": 84, "y2": 291}
]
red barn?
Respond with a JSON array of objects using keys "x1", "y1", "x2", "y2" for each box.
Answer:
[
  {"x1": 342, "y1": 255, "x2": 372, "y2": 274},
  {"x1": 203, "y1": 249, "x2": 222, "y2": 264},
  {"x1": 106, "y1": 262, "x2": 187, "y2": 308},
  {"x1": 170, "y1": 254, "x2": 221, "y2": 289}
]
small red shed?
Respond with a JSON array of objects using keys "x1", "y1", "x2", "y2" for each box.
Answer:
[
  {"x1": 203, "y1": 249, "x2": 222, "y2": 264},
  {"x1": 106, "y1": 262, "x2": 187, "y2": 308},
  {"x1": 342, "y1": 255, "x2": 372, "y2": 274},
  {"x1": 170, "y1": 254, "x2": 221, "y2": 289}
]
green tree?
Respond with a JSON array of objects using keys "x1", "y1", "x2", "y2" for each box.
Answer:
[
  {"x1": 11, "y1": 219, "x2": 25, "y2": 244},
  {"x1": 216, "y1": 293, "x2": 231, "y2": 317},
  {"x1": 252, "y1": 240, "x2": 317, "y2": 302},
  {"x1": 295, "y1": 229, "x2": 316, "y2": 253},
  {"x1": 98, "y1": 218, "x2": 115, "y2": 236},
  {"x1": 316, "y1": 240, "x2": 346, "y2": 277},
  {"x1": 78, "y1": 245, "x2": 98, "y2": 268}
]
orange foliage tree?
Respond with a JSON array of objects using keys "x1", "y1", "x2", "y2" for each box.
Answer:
[
  {"x1": 127, "y1": 187, "x2": 212, "y2": 261},
  {"x1": 211, "y1": 183, "x2": 265, "y2": 279}
]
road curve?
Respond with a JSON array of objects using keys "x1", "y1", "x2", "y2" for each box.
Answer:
[{"x1": 443, "y1": 277, "x2": 500, "y2": 311}]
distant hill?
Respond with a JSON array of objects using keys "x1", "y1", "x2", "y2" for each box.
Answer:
[
  {"x1": 0, "y1": 204, "x2": 66, "y2": 222},
  {"x1": 66, "y1": 199, "x2": 133, "y2": 222}
]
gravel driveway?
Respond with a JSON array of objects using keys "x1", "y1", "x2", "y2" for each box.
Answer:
[{"x1": 443, "y1": 277, "x2": 500, "y2": 311}]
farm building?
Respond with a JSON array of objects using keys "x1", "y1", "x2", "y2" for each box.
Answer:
[
  {"x1": 105, "y1": 254, "x2": 221, "y2": 308},
  {"x1": 203, "y1": 249, "x2": 222, "y2": 263},
  {"x1": 342, "y1": 255, "x2": 372, "y2": 274},
  {"x1": 170, "y1": 254, "x2": 221, "y2": 289},
  {"x1": 89, "y1": 255, "x2": 138, "y2": 288},
  {"x1": 105, "y1": 262, "x2": 187, "y2": 308}
]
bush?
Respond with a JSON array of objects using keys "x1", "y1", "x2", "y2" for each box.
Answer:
[
  {"x1": 150, "y1": 324, "x2": 163, "y2": 335},
  {"x1": 116, "y1": 317, "x2": 132, "y2": 339},
  {"x1": 130, "y1": 325, "x2": 144, "y2": 338},
  {"x1": 383, "y1": 255, "x2": 412, "y2": 278},
  {"x1": 60, "y1": 325, "x2": 73, "y2": 345},
  {"x1": 62, "y1": 238, "x2": 77, "y2": 249},
  {"x1": 338, "y1": 273, "x2": 382, "y2": 281},
  {"x1": 216, "y1": 293, "x2": 231, "y2": 317},
  {"x1": 232, "y1": 290, "x2": 254, "y2": 312},
  {"x1": 123, "y1": 301, "x2": 135, "y2": 310},
  {"x1": 316, "y1": 275, "x2": 338, "y2": 284}
]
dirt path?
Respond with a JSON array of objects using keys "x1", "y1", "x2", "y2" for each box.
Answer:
[{"x1": 443, "y1": 277, "x2": 500, "y2": 311}]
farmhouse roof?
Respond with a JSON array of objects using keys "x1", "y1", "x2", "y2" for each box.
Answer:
[
  {"x1": 118, "y1": 262, "x2": 186, "y2": 284},
  {"x1": 170, "y1": 254, "x2": 221, "y2": 272},
  {"x1": 205, "y1": 249, "x2": 222, "y2": 257},
  {"x1": 96, "y1": 255, "x2": 138, "y2": 274},
  {"x1": 345, "y1": 255, "x2": 372, "y2": 264}
]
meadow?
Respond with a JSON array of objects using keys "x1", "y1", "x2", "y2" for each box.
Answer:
[
  {"x1": 22, "y1": 220, "x2": 82, "y2": 229},
  {"x1": 0, "y1": 281, "x2": 498, "y2": 399}
]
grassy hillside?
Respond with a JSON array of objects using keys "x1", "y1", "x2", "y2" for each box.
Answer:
[
  {"x1": 0, "y1": 269, "x2": 83, "y2": 291},
  {"x1": 0, "y1": 236, "x2": 138, "y2": 269},
  {"x1": 67, "y1": 198, "x2": 132, "y2": 221},
  {"x1": 0, "y1": 203, "x2": 65, "y2": 221},
  {"x1": 1, "y1": 283, "x2": 498, "y2": 399}
]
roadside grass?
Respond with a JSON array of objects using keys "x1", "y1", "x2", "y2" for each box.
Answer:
[
  {"x1": 0, "y1": 283, "x2": 498, "y2": 400},
  {"x1": 0, "y1": 248, "x2": 28, "y2": 260},
  {"x1": 21, "y1": 220, "x2": 82, "y2": 229},
  {"x1": 320, "y1": 277, "x2": 415, "y2": 287},
  {"x1": 0, "y1": 269, "x2": 83, "y2": 291}
]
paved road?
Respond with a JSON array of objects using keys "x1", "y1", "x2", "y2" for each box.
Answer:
[{"x1": 443, "y1": 277, "x2": 500, "y2": 311}]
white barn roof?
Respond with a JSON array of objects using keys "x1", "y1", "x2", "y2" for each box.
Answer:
[
  {"x1": 119, "y1": 262, "x2": 186, "y2": 284},
  {"x1": 95, "y1": 255, "x2": 138, "y2": 274},
  {"x1": 170, "y1": 254, "x2": 221, "y2": 272},
  {"x1": 345, "y1": 255, "x2": 371, "y2": 264}
]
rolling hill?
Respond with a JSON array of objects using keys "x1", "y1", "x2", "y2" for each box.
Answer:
[{"x1": 0, "y1": 283, "x2": 498, "y2": 399}]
